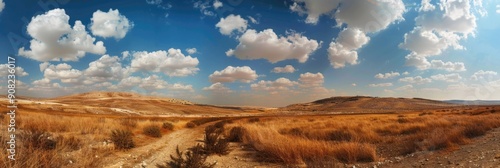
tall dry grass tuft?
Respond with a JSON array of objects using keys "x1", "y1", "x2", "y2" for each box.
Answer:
[
  {"x1": 156, "y1": 145, "x2": 215, "y2": 168},
  {"x1": 110, "y1": 129, "x2": 135, "y2": 150},
  {"x1": 143, "y1": 124, "x2": 162, "y2": 138},
  {"x1": 200, "y1": 125, "x2": 230, "y2": 155},
  {"x1": 242, "y1": 125, "x2": 376, "y2": 164}
]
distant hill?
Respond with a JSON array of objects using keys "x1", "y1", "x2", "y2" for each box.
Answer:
[
  {"x1": 280, "y1": 96, "x2": 458, "y2": 113},
  {"x1": 444, "y1": 100, "x2": 500, "y2": 105},
  {"x1": 9, "y1": 91, "x2": 263, "y2": 116}
]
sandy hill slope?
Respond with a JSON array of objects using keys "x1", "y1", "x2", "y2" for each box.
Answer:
[
  {"x1": 280, "y1": 96, "x2": 459, "y2": 113},
  {"x1": 8, "y1": 92, "x2": 263, "y2": 116}
]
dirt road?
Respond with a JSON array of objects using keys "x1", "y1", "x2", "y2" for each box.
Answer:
[{"x1": 104, "y1": 127, "x2": 204, "y2": 168}]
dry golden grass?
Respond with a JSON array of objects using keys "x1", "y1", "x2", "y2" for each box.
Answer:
[
  {"x1": 2, "y1": 106, "x2": 499, "y2": 167},
  {"x1": 241, "y1": 124, "x2": 376, "y2": 164},
  {"x1": 0, "y1": 112, "x2": 185, "y2": 168},
  {"x1": 225, "y1": 111, "x2": 500, "y2": 165}
]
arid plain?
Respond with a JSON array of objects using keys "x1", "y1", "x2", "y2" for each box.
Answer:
[{"x1": 1, "y1": 92, "x2": 500, "y2": 168}]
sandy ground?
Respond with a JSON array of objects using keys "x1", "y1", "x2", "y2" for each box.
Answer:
[
  {"x1": 102, "y1": 121, "x2": 282, "y2": 168},
  {"x1": 384, "y1": 127, "x2": 500, "y2": 168}
]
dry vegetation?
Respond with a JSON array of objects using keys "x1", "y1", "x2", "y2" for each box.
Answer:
[
  {"x1": 223, "y1": 109, "x2": 500, "y2": 166},
  {"x1": 1, "y1": 105, "x2": 500, "y2": 167},
  {"x1": 0, "y1": 112, "x2": 184, "y2": 168}
]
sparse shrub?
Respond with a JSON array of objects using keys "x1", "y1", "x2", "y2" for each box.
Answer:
[
  {"x1": 214, "y1": 120, "x2": 227, "y2": 129},
  {"x1": 200, "y1": 125, "x2": 230, "y2": 155},
  {"x1": 120, "y1": 118, "x2": 137, "y2": 128},
  {"x1": 21, "y1": 130, "x2": 57, "y2": 150},
  {"x1": 162, "y1": 122, "x2": 175, "y2": 130},
  {"x1": 288, "y1": 128, "x2": 303, "y2": 136},
  {"x1": 227, "y1": 126, "x2": 246, "y2": 142},
  {"x1": 248, "y1": 118, "x2": 260, "y2": 123},
  {"x1": 418, "y1": 112, "x2": 433, "y2": 116},
  {"x1": 110, "y1": 129, "x2": 135, "y2": 150},
  {"x1": 327, "y1": 130, "x2": 352, "y2": 142},
  {"x1": 397, "y1": 117, "x2": 409, "y2": 123},
  {"x1": 143, "y1": 125, "x2": 162, "y2": 138},
  {"x1": 186, "y1": 122, "x2": 196, "y2": 128},
  {"x1": 157, "y1": 144, "x2": 215, "y2": 168},
  {"x1": 462, "y1": 123, "x2": 488, "y2": 138}
]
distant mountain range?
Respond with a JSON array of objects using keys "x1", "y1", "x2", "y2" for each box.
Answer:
[{"x1": 444, "y1": 100, "x2": 500, "y2": 105}]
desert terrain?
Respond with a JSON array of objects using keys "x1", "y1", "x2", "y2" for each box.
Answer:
[{"x1": 1, "y1": 92, "x2": 500, "y2": 168}]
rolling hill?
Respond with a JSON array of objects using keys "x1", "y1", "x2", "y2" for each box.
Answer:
[
  {"x1": 7, "y1": 91, "x2": 264, "y2": 116},
  {"x1": 280, "y1": 96, "x2": 459, "y2": 113}
]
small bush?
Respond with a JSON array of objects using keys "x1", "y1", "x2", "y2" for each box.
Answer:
[
  {"x1": 143, "y1": 125, "x2": 162, "y2": 138},
  {"x1": 327, "y1": 130, "x2": 352, "y2": 142},
  {"x1": 162, "y1": 122, "x2": 175, "y2": 130},
  {"x1": 248, "y1": 118, "x2": 260, "y2": 123},
  {"x1": 462, "y1": 124, "x2": 488, "y2": 138},
  {"x1": 110, "y1": 129, "x2": 135, "y2": 150},
  {"x1": 227, "y1": 127, "x2": 246, "y2": 142},
  {"x1": 201, "y1": 125, "x2": 230, "y2": 155},
  {"x1": 214, "y1": 120, "x2": 227, "y2": 129},
  {"x1": 157, "y1": 144, "x2": 215, "y2": 168},
  {"x1": 186, "y1": 122, "x2": 197, "y2": 128},
  {"x1": 397, "y1": 117, "x2": 410, "y2": 123},
  {"x1": 21, "y1": 130, "x2": 57, "y2": 150}
]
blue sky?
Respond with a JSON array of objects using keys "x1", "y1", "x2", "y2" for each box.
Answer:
[{"x1": 1, "y1": 0, "x2": 500, "y2": 107}]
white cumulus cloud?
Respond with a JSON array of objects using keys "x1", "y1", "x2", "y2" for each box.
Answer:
[
  {"x1": 131, "y1": 49, "x2": 199, "y2": 77},
  {"x1": 399, "y1": 76, "x2": 432, "y2": 84},
  {"x1": 213, "y1": 0, "x2": 223, "y2": 9},
  {"x1": 84, "y1": 54, "x2": 129, "y2": 83},
  {"x1": 328, "y1": 28, "x2": 369, "y2": 68},
  {"x1": 0, "y1": 0, "x2": 4, "y2": 12},
  {"x1": 18, "y1": 9, "x2": 106, "y2": 62},
  {"x1": 272, "y1": 65, "x2": 296, "y2": 73},
  {"x1": 291, "y1": 0, "x2": 406, "y2": 31},
  {"x1": 430, "y1": 60, "x2": 466, "y2": 72},
  {"x1": 209, "y1": 66, "x2": 258, "y2": 83},
  {"x1": 251, "y1": 78, "x2": 298, "y2": 92},
  {"x1": 0, "y1": 64, "x2": 28, "y2": 77},
  {"x1": 334, "y1": 0, "x2": 405, "y2": 33},
  {"x1": 299, "y1": 72, "x2": 324, "y2": 87},
  {"x1": 227, "y1": 29, "x2": 319, "y2": 63},
  {"x1": 430, "y1": 73, "x2": 462, "y2": 82},
  {"x1": 90, "y1": 9, "x2": 133, "y2": 40},
  {"x1": 401, "y1": 0, "x2": 479, "y2": 70},
  {"x1": 203, "y1": 82, "x2": 232, "y2": 93},
  {"x1": 186, "y1": 48, "x2": 197, "y2": 54},
  {"x1": 369, "y1": 83, "x2": 393, "y2": 87},
  {"x1": 216, "y1": 14, "x2": 248, "y2": 36},
  {"x1": 290, "y1": 0, "x2": 341, "y2": 24},
  {"x1": 471, "y1": 70, "x2": 497, "y2": 81},
  {"x1": 43, "y1": 63, "x2": 83, "y2": 84},
  {"x1": 375, "y1": 71, "x2": 400, "y2": 79}
]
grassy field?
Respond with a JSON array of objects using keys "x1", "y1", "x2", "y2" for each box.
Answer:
[
  {"x1": 0, "y1": 112, "x2": 188, "y2": 168},
  {"x1": 1, "y1": 106, "x2": 500, "y2": 167},
  {"x1": 223, "y1": 108, "x2": 500, "y2": 166}
]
